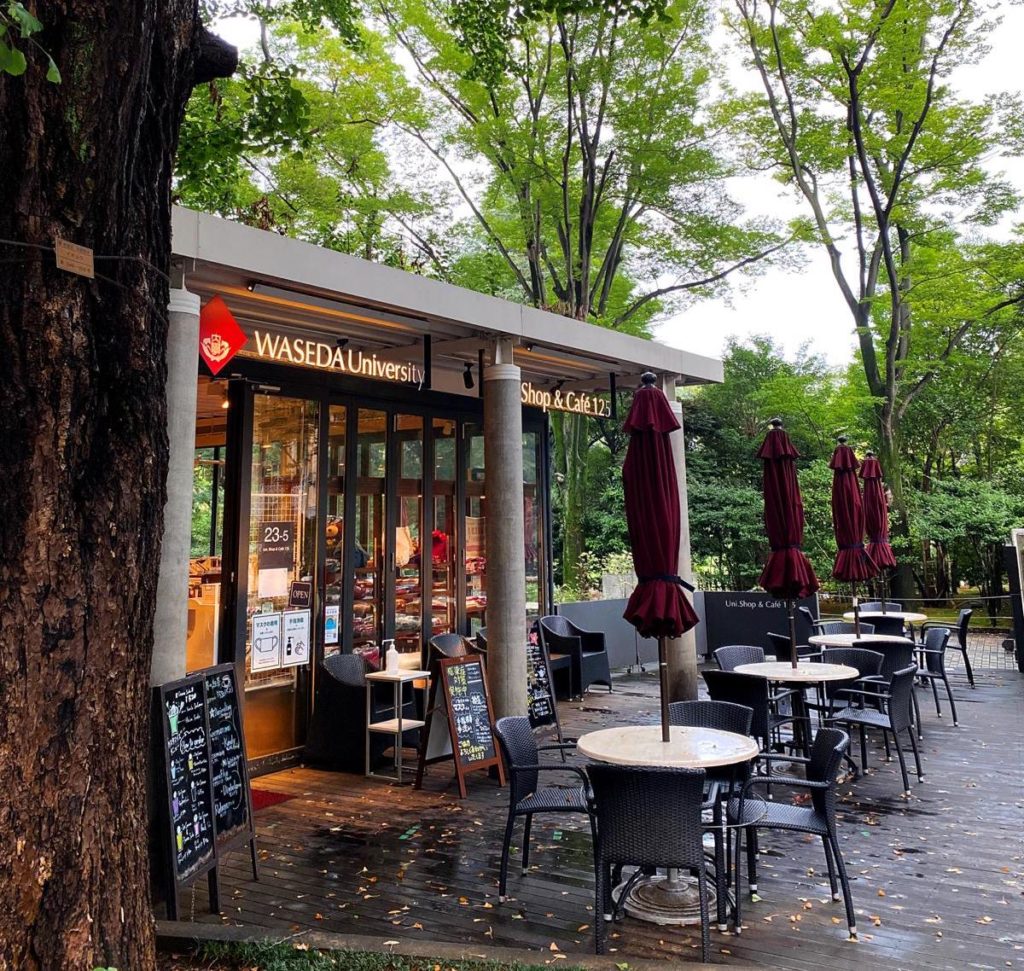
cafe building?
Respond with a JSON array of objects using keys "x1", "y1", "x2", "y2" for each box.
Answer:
[{"x1": 156, "y1": 207, "x2": 722, "y2": 775}]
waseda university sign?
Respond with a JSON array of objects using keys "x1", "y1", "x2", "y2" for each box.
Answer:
[{"x1": 200, "y1": 299, "x2": 611, "y2": 414}]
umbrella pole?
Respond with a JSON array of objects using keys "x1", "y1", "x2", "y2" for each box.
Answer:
[
  {"x1": 852, "y1": 583, "x2": 860, "y2": 637},
  {"x1": 658, "y1": 635, "x2": 671, "y2": 743},
  {"x1": 787, "y1": 598, "x2": 798, "y2": 670}
]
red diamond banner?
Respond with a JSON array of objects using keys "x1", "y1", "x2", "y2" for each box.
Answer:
[{"x1": 199, "y1": 295, "x2": 247, "y2": 376}]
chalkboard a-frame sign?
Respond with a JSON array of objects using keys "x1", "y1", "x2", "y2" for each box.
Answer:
[
  {"x1": 154, "y1": 665, "x2": 258, "y2": 919},
  {"x1": 415, "y1": 656, "x2": 506, "y2": 798},
  {"x1": 154, "y1": 673, "x2": 219, "y2": 918}
]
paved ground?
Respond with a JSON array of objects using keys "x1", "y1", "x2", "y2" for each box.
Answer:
[{"x1": 179, "y1": 653, "x2": 1024, "y2": 969}]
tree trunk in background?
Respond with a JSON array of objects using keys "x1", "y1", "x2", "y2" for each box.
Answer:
[
  {"x1": 876, "y1": 405, "x2": 916, "y2": 599},
  {"x1": 0, "y1": 5, "x2": 227, "y2": 968}
]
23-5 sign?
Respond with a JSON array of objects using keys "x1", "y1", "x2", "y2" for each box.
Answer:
[{"x1": 258, "y1": 521, "x2": 294, "y2": 570}]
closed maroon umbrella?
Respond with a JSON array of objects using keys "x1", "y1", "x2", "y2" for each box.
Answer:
[
  {"x1": 860, "y1": 451, "x2": 897, "y2": 609},
  {"x1": 829, "y1": 437, "x2": 876, "y2": 634},
  {"x1": 758, "y1": 418, "x2": 819, "y2": 668},
  {"x1": 623, "y1": 373, "x2": 699, "y2": 742}
]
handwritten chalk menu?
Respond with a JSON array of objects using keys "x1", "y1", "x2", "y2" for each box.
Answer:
[
  {"x1": 203, "y1": 664, "x2": 254, "y2": 846},
  {"x1": 526, "y1": 642, "x2": 557, "y2": 729},
  {"x1": 416, "y1": 656, "x2": 505, "y2": 798},
  {"x1": 158, "y1": 676, "x2": 216, "y2": 883},
  {"x1": 154, "y1": 667, "x2": 258, "y2": 919},
  {"x1": 447, "y1": 659, "x2": 495, "y2": 764}
]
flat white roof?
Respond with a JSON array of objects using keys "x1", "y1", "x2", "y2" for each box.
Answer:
[{"x1": 171, "y1": 207, "x2": 723, "y2": 389}]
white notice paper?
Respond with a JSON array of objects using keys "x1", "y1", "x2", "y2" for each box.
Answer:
[
  {"x1": 281, "y1": 609, "x2": 311, "y2": 668},
  {"x1": 257, "y1": 567, "x2": 289, "y2": 599},
  {"x1": 250, "y1": 612, "x2": 282, "y2": 672}
]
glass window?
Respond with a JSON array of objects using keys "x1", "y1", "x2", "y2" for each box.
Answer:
[
  {"x1": 523, "y1": 431, "x2": 543, "y2": 620},
  {"x1": 324, "y1": 405, "x2": 346, "y2": 658},
  {"x1": 353, "y1": 409, "x2": 386, "y2": 662},
  {"x1": 186, "y1": 375, "x2": 229, "y2": 674},
  {"x1": 464, "y1": 422, "x2": 487, "y2": 632},
  {"x1": 394, "y1": 415, "x2": 424, "y2": 661},
  {"x1": 431, "y1": 418, "x2": 457, "y2": 637},
  {"x1": 243, "y1": 394, "x2": 319, "y2": 759}
]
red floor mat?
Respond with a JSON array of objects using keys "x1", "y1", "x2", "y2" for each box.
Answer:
[{"x1": 251, "y1": 789, "x2": 296, "y2": 811}]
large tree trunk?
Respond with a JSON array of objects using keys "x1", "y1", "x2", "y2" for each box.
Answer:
[{"x1": 0, "y1": 5, "x2": 226, "y2": 968}]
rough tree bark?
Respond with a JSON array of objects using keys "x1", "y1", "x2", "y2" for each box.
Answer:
[{"x1": 0, "y1": 6, "x2": 234, "y2": 969}]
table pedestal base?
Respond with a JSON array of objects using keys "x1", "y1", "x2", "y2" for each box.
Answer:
[{"x1": 617, "y1": 870, "x2": 715, "y2": 926}]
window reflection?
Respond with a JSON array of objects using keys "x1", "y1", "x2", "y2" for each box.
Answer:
[{"x1": 465, "y1": 422, "x2": 487, "y2": 632}]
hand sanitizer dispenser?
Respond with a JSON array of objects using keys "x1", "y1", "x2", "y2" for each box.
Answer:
[{"x1": 384, "y1": 639, "x2": 399, "y2": 673}]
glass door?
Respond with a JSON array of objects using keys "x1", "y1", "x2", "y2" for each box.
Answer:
[{"x1": 242, "y1": 393, "x2": 320, "y2": 760}]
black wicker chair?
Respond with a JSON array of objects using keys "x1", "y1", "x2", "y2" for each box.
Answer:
[
  {"x1": 588, "y1": 763, "x2": 710, "y2": 959},
  {"x1": 703, "y1": 669, "x2": 795, "y2": 765},
  {"x1": 918, "y1": 608, "x2": 974, "y2": 688},
  {"x1": 728, "y1": 728, "x2": 856, "y2": 938},
  {"x1": 814, "y1": 620, "x2": 876, "y2": 636},
  {"x1": 829, "y1": 664, "x2": 923, "y2": 794},
  {"x1": 853, "y1": 637, "x2": 923, "y2": 737},
  {"x1": 860, "y1": 601, "x2": 901, "y2": 612},
  {"x1": 916, "y1": 627, "x2": 957, "y2": 723},
  {"x1": 304, "y1": 653, "x2": 418, "y2": 772},
  {"x1": 805, "y1": 647, "x2": 885, "y2": 719},
  {"x1": 475, "y1": 627, "x2": 488, "y2": 656},
  {"x1": 668, "y1": 700, "x2": 754, "y2": 931},
  {"x1": 539, "y1": 615, "x2": 612, "y2": 699},
  {"x1": 714, "y1": 644, "x2": 764, "y2": 671},
  {"x1": 494, "y1": 716, "x2": 595, "y2": 901},
  {"x1": 766, "y1": 631, "x2": 822, "y2": 661}
]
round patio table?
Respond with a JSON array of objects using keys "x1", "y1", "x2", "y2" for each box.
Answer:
[
  {"x1": 807, "y1": 632, "x2": 914, "y2": 649},
  {"x1": 843, "y1": 609, "x2": 927, "y2": 628},
  {"x1": 734, "y1": 660, "x2": 859, "y2": 683},
  {"x1": 578, "y1": 725, "x2": 760, "y2": 927}
]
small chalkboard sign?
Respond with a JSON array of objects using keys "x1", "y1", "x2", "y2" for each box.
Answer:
[
  {"x1": 204, "y1": 664, "x2": 258, "y2": 880},
  {"x1": 155, "y1": 666, "x2": 258, "y2": 920},
  {"x1": 415, "y1": 656, "x2": 505, "y2": 798},
  {"x1": 155, "y1": 674, "x2": 218, "y2": 917},
  {"x1": 526, "y1": 642, "x2": 557, "y2": 729}
]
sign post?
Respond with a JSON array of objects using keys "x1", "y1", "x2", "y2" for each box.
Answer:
[{"x1": 415, "y1": 656, "x2": 505, "y2": 797}]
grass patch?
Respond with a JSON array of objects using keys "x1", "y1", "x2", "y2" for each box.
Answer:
[{"x1": 193, "y1": 940, "x2": 590, "y2": 971}]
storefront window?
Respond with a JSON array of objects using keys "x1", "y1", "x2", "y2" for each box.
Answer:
[
  {"x1": 353, "y1": 409, "x2": 386, "y2": 661},
  {"x1": 324, "y1": 405, "x2": 346, "y2": 658},
  {"x1": 394, "y1": 415, "x2": 423, "y2": 660},
  {"x1": 244, "y1": 394, "x2": 319, "y2": 759},
  {"x1": 187, "y1": 376, "x2": 228, "y2": 673},
  {"x1": 431, "y1": 418, "x2": 457, "y2": 638},
  {"x1": 523, "y1": 431, "x2": 543, "y2": 620},
  {"x1": 464, "y1": 422, "x2": 487, "y2": 633}
]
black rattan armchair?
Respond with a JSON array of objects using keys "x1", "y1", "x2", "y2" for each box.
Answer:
[
  {"x1": 494, "y1": 716, "x2": 595, "y2": 901},
  {"x1": 916, "y1": 626, "x2": 957, "y2": 723},
  {"x1": 587, "y1": 763, "x2": 710, "y2": 959},
  {"x1": 860, "y1": 601, "x2": 901, "y2": 612},
  {"x1": 766, "y1": 631, "x2": 821, "y2": 661},
  {"x1": 727, "y1": 727, "x2": 856, "y2": 938},
  {"x1": 853, "y1": 637, "x2": 923, "y2": 738},
  {"x1": 538, "y1": 615, "x2": 612, "y2": 699},
  {"x1": 918, "y1": 608, "x2": 974, "y2": 687},
  {"x1": 806, "y1": 647, "x2": 884, "y2": 719},
  {"x1": 714, "y1": 644, "x2": 764, "y2": 671},
  {"x1": 814, "y1": 620, "x2": 876, "y2": 636},
  {"x1": 703, "y1": 669, "x2": 795, "y2": 766},
  {"x1": 829, "y1": 664, "x2": 923, "y2": 794},
  {"x1": 668, "y1": 700, "x2": 754, "y2": 932}
]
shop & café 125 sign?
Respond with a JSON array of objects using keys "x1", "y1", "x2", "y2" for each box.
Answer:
[{"x1": 521, "y1": 381, "x2": 610, "y2": 417}]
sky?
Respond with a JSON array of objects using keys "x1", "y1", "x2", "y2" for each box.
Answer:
[{"x1": 214, "y1": 4, "x2": 1024, "y2": 369}]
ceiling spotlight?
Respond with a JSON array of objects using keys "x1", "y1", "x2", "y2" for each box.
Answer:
[
  {"x1": 463, "y1": 362, "x2": 475, "y2": 390},
  {"x1": 246, "y1": 281, "x2": 256, "y2": 292},
  {"x1": 335, "y1": 337, "x2": 349, "y2": 349},
  {"x1": 552, "y1": 380, "x2": 565, "y2": 393},
  {"x1": 221, "y1": 395, "x2": 230, "y2": 410}
]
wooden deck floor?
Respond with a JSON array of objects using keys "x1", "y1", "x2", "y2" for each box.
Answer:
[{"x1": 183, "y1": 658, "x2": 1024, "y2": 969}]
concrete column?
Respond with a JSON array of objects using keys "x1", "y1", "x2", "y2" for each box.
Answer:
[
  {"x1": 151, "y1": 287, "x2": 201, "y2": 686},
  {"x1": 662, "y1": 374, "x2": 699, "y2": 701},
  {"x1": 483, "y1": 338, "x2": 528, "y2": 719}
]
